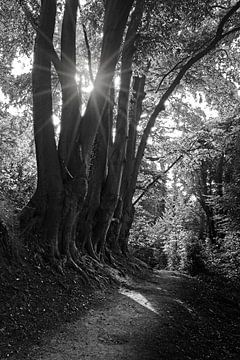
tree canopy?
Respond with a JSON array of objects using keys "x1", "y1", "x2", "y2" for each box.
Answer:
[{"x1": 1, "y1": 0, "x2": 240, "y2": 281}]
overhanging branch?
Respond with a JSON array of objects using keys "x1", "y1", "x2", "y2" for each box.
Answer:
[
  {"x1": 156, "y1": 55, "x2": 190, "y2": 92},
  {"x1": 134, "y1": 0, "x2": 240, "y2": 185},
  {"x1": 133, "y1": 154, "x2": 183, "y2": 206}
]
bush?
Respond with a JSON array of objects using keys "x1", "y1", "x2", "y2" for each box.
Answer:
[
  {"x1": 0, "y1": 198, "x2": 21, "y2": 265},
  {"x1": 205, "y1": 232, "x2": 240, "y2": 280}
]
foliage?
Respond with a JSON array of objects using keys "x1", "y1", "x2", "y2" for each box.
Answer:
[
  {"x1": 1, "y1": 0, "x2": 240, "y2": 285},
  {"x1": 152, "y1": 195, "x2": 204, "y2": 273},
  {"x1": 204, "y1": 232, "x2": 240, "y2": 281},
  {"x1": 0, "y1": 110, "x2": 36, "y2": 208}
]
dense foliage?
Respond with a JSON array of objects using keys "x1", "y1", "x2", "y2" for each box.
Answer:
[{"x1": 1, "y1": 0, "x2": 240, "y2": 285}]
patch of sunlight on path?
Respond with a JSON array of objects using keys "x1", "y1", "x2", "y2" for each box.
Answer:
[
  {"x1": 119, "y1": 284, "x2": 195, "y2": 318},
  {"x1": 119, "y1": 287, "x2": 159, "y2": 315}
]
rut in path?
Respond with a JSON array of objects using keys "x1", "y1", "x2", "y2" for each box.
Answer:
[{"x1": 24, "y1": 271, "x2": 240, "y2": 360}]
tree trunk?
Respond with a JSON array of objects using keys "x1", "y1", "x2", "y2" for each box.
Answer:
[
  {"x1": 117, "y1": 76, "x2": 146, "y2": 253},
  {"x1": 92, "y1": 0, "x2": 145, "y2": 258},
  {"x1": 79, "y1": 92, "x2": 113, "y2": 259},
  {"x1": 78, "y1": 0, "x2": 135, "y2": 162},
  {"x1": 32, "y1": 0, "x2": 63, "y2": 262},
  {"x1": 57, "y1": 0, "x2": 87, "y2": 268}
]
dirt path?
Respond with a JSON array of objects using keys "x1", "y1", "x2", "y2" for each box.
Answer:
[{"x1": 14, "y1": 270, "x2": 238, "y2": 360}]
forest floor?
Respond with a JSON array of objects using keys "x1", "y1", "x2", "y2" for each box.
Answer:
[{"x1": 1, "y1": 264, "x2": 240, "y2": 360}]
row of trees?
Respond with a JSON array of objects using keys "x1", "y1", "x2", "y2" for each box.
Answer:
[{"x1": 1, "y1": 0, "x2": 240, "y2": 279}]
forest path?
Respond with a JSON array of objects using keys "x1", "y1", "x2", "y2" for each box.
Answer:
[{"x1": 28, "y1": 270, "x2": 240, "y2": 360}]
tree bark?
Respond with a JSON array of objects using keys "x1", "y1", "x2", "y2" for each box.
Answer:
[
  {"x1": 56, "y1": 0, "x2": 88, "y2": 266},
  {"x1": 79, "y1": 92, "x2": 113, "y2": 258},
  {"x1": 92, "y1": 0, "x2": 145, "y2": 257},
  {"x1": 78, "y1": 0, "x2": 134, "y2": 163},
  {"x1": 116, "y1": 76, "x2": 146, "y2": 253},
  {"x1": 32, "y1": 0, "x2": 63, "y2": 261}
]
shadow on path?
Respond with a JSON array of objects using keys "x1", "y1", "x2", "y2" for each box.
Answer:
[{"x1": 20, "y1": 271, "x2": 240, "y2": 359}]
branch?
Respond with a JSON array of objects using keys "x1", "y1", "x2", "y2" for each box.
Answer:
[
  {"x1": 133, "y1": 141, "x2": 204, "y2": 206},
  {"x1": 146, "y1": 156, "x2": 160, "y2": 161},
  {"x1": 156, "y1": 55, "x2": 190, "y2": 92},
  {"x1": 134, "y1": 1, "x2": 240, "y2": 182},
  {"x1": 216, "y1": 0, "x2": 240, "y2": 37},
  {"x1": 222, "y1": 25, "x2": 240, "y2": 38},
  {"x1": 133, "y1": 154, "x2": 183, "y2": 206},
  {"x1": 18, "y1": 0, "x2": 64, "y2": 86},
  {"x1": 210, "y1": 5, "x2": 229, "y2": 10},
  {"x1": 155, "y1": 5, "x2": 238, "y2": 95},
  {"x1": 78, "y1": 0, "x2": 94, "y2": 83},
  {"x1": 82, "y1": 23, "x2": 94, "y2": 83}
]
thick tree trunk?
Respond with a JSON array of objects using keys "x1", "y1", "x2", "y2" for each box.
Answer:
[
  {"x1": 79, "y1": 95, "x2": 113, "y2": 259},
  {"x1": 117, "y1": 76, "x2": 146, "y2": 253},
  {"x1": 31, "y1": 0, "x2": 63, "y2": 261},
  {"x1": 78, "y1": 0, "x2": 134, "y2": 162},
  {"x1": 59, "y1": 0, "x2": 80, "y2": 165},
  {"x1": 22, "y1": 0, "x2": 138, "y2": 267},
  {"x1": 57, "y1": 0, "x2": 87, "y2": 268},
  {"x1": 92, "y1": 0, "x2": 145, "y2": 258}
]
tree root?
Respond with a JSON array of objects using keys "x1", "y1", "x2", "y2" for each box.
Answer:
[
  {"x1": 132, "y1": 256, "x2": 149, "y2": 269},
  {"x1": 104, "y1": 252, "x2": 127, "y2": 277},
  {"x1": 66, "y1": 256, "x2": 90, "y2": 284},
  {"x1": 51, "y1": 259, "x2": 65, "y2": 276}
]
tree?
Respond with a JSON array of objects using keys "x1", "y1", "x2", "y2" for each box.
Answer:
[
  {"x1": 21, "y1": 0, "x2": 137, "y2": 271},
  {"x1": 1, "y1": 0, "x2": 240, "y2": 275}
]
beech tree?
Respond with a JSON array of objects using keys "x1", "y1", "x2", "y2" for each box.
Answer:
[
  {"x1": 22, "y1": 0, "x2": 138, "y2": 272},
  {"x1": 1, "y1": 0, "x2": 240, "y2": 273}
]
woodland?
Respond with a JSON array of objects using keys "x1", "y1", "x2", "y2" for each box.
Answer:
[
  {"x1": 1, "y1": 0, "x2": 240, "y2": 286},
  {"x1": 1, "y1": 0, "x2": 240, "y2": 358}
]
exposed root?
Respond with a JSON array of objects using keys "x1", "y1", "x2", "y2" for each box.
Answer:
[
  {"x1": 85, "y1": 254, "x2": 103, "y2": 268},
  {"x1": 85, "y1": 239, "x2": 100, "y2": 262},
  {"x1": 104, "y1": 253, "x2": 126, "y2": 277},
  {"x1": 132, "y1": 256, "x2": 149, "y2": 269},
  {"x1": 52, "y1": 261, "x2": 65, "y2": 276},
  {"x1": 66, "y1": 256, "x2": 90, "y2": 285}
]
